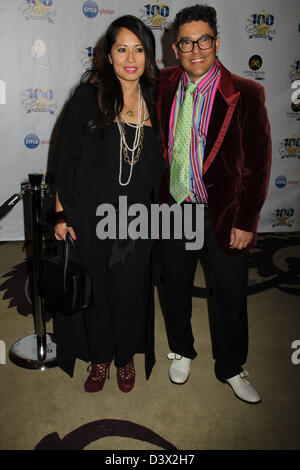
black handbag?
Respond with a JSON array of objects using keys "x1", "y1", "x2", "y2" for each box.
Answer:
[{"x1": 39, "y1": 233, "x2": 93, "y2": 315}]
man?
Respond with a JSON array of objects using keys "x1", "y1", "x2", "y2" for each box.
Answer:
[{"x1": 157, "y1": 4, "x2": 271, "y2": 403}]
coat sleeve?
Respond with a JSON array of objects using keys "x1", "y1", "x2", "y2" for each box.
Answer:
[
  {"x1": 55, "y1": 84, "x2": 97, "y2": 227},
  {"x1": 233, "y1": 85, "x2": 272, "y2": 233}
]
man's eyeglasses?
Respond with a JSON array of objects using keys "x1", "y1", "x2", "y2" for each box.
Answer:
[{"x1": 176, "y1": 35, "x2": 215, "y2": 53}]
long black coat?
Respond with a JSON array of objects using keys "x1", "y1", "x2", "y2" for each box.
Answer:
[{"x1": 55, "y1": 84, "x2": 164, "y2": 378}]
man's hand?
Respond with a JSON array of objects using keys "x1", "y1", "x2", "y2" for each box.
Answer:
[{"x1": 229, "y1": 227, "x2": 253, "y2": 250}]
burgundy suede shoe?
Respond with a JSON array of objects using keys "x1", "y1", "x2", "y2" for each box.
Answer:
[
  {"x1": 84, "y1": 360, "x2": 112, "y2": 393},
  {"x1": 117, "y1": 359, "x2": 135, "y2": 393}
]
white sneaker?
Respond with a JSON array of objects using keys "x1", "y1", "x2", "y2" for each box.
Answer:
[
  {"x1": 226, "y1": 370, "x2": 261, "y2": 404},
  {"x1": 167, "y1": 352, "x2": 192, "y2": 384}
]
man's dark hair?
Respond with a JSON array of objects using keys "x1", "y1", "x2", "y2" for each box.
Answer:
[{"x1": 172, "y1": 4, "x2": 218, "y2": 39}]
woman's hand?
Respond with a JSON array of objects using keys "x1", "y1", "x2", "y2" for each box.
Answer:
[
  {"x1": 54, "y1": 194, "x2": 76, "y2": 241},
  {"x1": 54, "y1": 222, "x2": 76, "y2": 241}
]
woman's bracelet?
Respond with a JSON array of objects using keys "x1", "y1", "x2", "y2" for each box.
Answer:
[{"x1": 55, "y1": 210, "x2": 66, "y2": 223}]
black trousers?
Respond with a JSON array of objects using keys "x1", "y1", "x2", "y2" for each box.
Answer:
[{"x1": 161, "y1": 205, "x2": 249, "y2": 382}]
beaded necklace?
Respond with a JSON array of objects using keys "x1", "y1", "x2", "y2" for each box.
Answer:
[{"x1": 117, "y1": 85, "x2": 146, "y2": 186}]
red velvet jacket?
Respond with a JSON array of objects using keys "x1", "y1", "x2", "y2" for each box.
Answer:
[{"x1": 157, "y1": 59, "x2": 272, "y2": 256}]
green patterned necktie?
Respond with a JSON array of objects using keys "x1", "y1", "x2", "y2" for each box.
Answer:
[{"x1": 170, "y1": 81, "x2": 198, "y2": 204}]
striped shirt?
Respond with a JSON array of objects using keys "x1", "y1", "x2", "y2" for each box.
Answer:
[{"x1": 168, "y1": 62, "x2": 220, "y2": 203}]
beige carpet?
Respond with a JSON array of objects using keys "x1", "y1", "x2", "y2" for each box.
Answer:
[{"x1": 0, "y1": 237, "x2": 300, "y2": 450}]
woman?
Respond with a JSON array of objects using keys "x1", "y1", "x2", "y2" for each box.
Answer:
[{"x1": 54, "y1": 15, "x2": 164, "y2": 393}]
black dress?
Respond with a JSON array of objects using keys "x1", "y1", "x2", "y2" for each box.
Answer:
[
  {"x1": 55, "y1": 84, "x2": 164, "y2": 378},
  {"x1": 83, "y1": 122, "x2": 157, "y2": 368}
]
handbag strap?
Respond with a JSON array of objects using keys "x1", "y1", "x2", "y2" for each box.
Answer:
[{"x1": 63, "y1": 232, "x2": 83, "y2": 293}]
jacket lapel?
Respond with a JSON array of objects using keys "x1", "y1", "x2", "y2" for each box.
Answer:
[
  {"x1": 158, "y1": 67, "x2": 182, "y2": 155},
  {"x1": 159, "y1": 63, "x2": 240, "y2": 176},
  {"x1": 85, "y1": 110, "x2": 105, "y2": 168},
  {"x1": 93, "y1": 131, "x2": 104, "y2": 167},
  {"x1": 203, "y1": 60, "x2": 240, "y2": 174}
]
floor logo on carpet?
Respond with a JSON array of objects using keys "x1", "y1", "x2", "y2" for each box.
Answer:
[
  {"x1": 192, "y1": 234, "x2": 300, "y2": 297},
  {"x1": 34, "y1": 419, "x2": 177, "y2": 450},
  {"x1": 1, "y1": 235, "x2": 299, "y2": 318}
]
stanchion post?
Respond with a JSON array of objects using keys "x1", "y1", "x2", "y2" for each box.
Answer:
[
  {"x1": 29, "y1": 173, "x2": 46, "y2": 361},
  {"x1": 9, "y1": 173, "x2": 57, "y2": 370}
]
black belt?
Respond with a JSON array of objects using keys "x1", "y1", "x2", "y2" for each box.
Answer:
[{"x1": 190, "y1": 202, "x2": 209, "y2": 208}]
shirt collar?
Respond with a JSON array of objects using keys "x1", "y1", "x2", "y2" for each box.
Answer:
[{"x1": 182, "y1": 60, "x2": 219, "y2": 93}]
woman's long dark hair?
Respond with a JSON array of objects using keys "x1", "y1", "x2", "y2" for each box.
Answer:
[{"x1": 82, "y1": 15, "x2": 160, "y2": 133}]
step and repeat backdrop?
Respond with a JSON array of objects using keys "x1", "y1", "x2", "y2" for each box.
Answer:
[{"x1": 0, "y1": 0, "x2": 299, "y2": 239}]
